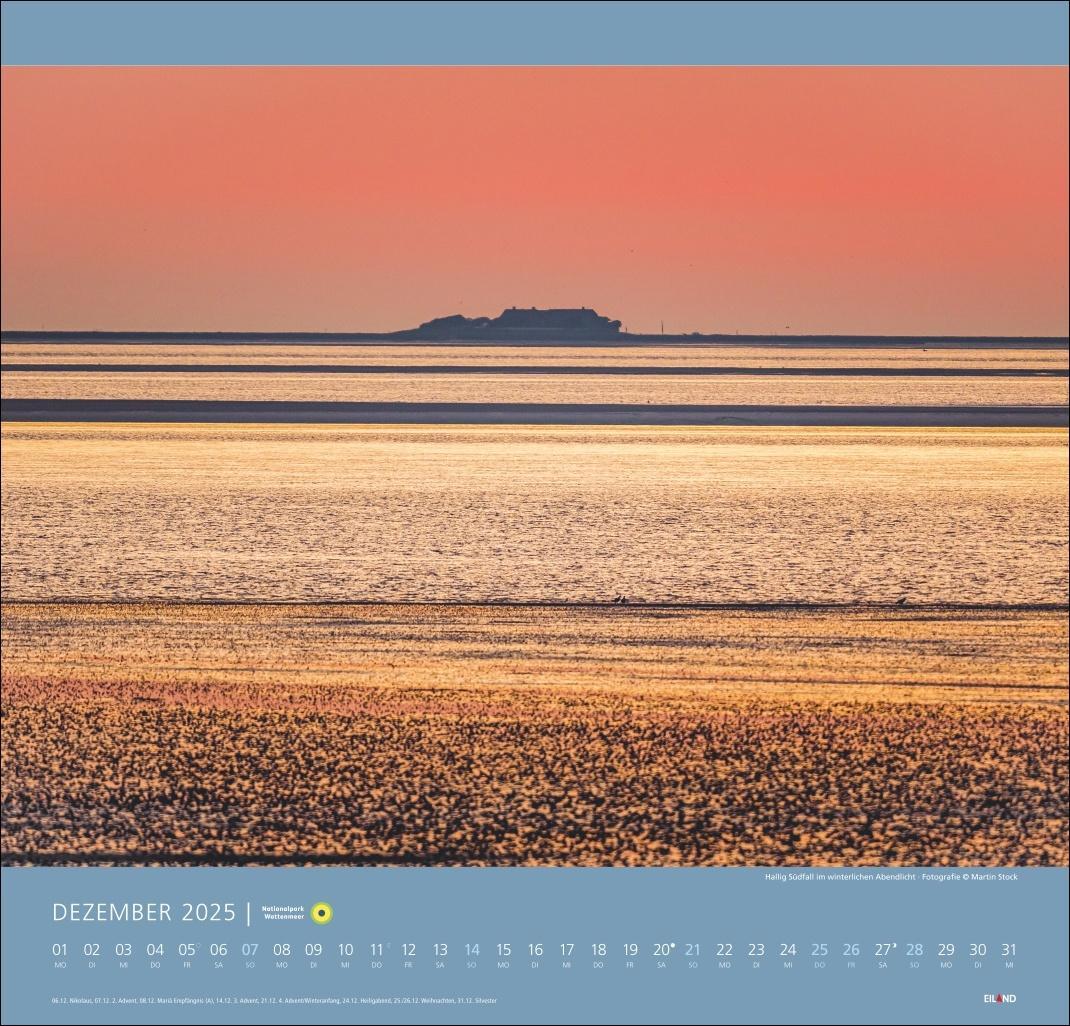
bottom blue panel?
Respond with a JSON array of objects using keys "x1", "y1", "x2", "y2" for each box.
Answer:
[{"x1": 1, "y1": 867, "x2": 1066, "y2": 1025}]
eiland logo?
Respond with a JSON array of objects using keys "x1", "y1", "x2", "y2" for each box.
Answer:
[{"x1": 983, "y1": 993, "x2": 1017, "y2": 1004}]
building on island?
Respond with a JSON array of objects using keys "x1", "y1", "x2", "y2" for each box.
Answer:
[{"x1": 411, "y1": 307, "x2": 622, "y2": 341}]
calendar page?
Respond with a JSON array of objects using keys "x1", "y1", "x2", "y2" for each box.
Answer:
[{"x1": 2, "y1": 4, "x2": 1067, "y2": 1024}]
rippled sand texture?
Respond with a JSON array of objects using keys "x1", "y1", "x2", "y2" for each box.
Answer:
[
  {"x1": 2, "y1": 603, "x2": 1066, "y2": 866},
  {"x1": 2, "y1": 425, "x2": 1066, "y2": 603}
]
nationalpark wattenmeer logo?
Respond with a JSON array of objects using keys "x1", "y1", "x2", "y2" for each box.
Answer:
[{"x1": 310, "y1": 902, "x2": 334, "y2": 925}]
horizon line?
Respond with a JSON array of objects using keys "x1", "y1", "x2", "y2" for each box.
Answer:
[{"x1": 4, "y1": 329, "x2": 1069, "y2": 344}]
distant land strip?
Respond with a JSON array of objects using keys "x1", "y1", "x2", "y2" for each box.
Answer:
[
  {"x1": 3, "y1": 399, "x2": 1067, "y2": 427},
  {"x1": 3, "y1": 331, "x2": 1069, "y2": 349},
  {"x1": 4, "y1": 363, "x2": 1067, "y2": 378}
]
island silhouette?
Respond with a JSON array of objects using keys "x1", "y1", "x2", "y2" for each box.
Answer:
[{"x1": 411, "y1": 306, "x2": 622, "y2": 340}]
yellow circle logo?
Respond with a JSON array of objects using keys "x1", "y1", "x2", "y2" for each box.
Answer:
[{"x1": 310, "y1": 902, "x2": 334, "y2": 925}]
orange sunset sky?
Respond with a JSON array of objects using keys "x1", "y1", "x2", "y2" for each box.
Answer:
[{"x1": 2, "y1": 67, "x2": 1067, "y2": 335}]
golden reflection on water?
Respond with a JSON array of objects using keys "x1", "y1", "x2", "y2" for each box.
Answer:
[
  {"x1": 2, "y1": 424, "x2": 1066, "y2": 603},
  {"x1": 4, "y1": 369, "x2": 1068, "y2": 405},
  {"x1": 4, "y1": 342, "x2": 1068, "y2": 369}
]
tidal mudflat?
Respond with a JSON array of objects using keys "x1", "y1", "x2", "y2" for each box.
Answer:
[{"x1": 2, "y1": 602, "x2": 1065, "y2": 867}]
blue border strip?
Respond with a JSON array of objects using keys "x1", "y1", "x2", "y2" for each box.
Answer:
[
  {"x1": 2, "y1": 1, "x2": 1068, "y2": 66},
  {"x1": 3, "y1": 867, "x2": 1069, "y2": 1025}
]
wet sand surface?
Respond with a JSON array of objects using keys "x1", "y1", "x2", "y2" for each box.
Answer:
[{"x1": 3, "y1": 602, "x2": 1066, "y2": 866}]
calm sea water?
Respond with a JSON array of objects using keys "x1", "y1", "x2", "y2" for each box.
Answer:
[
  {"x1": 2, "y1": 424, "x2": 1065, "y2": 603},
  {"x1": 3, "y1": 342, "x2": 1068, "y2": 369},
  {"x1": 4, "y1": 370, "x2": 1067, "y2": 406}
]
